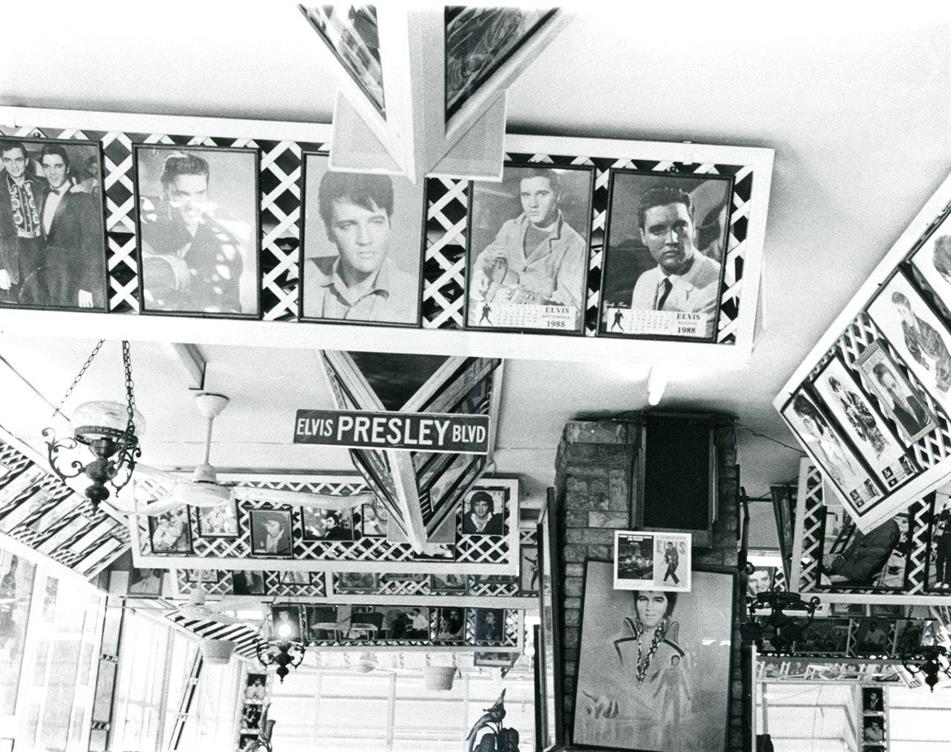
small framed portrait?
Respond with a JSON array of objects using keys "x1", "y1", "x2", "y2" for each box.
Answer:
[
  {"x1": 359, "y1": 497, "x2": 389, "y2": 536},
  {"x1": 336, "y1": 571, "x2": 379, "y2": 593},
  {"x1": 853, "y1": 618, "x2": 894, "y2": 656},
  {"x1": 304, "y1": 605, "x2": 340, "y2": 641},
  {"x1": 196, "y1": 501, "x2": 239, "y2": 538},
  {"x1": 278, "y1": 570, "x2": 310, "y2": 586},
  {"x1": 863, "y1": 717, "x2": 886, "y2": 745},
  {"x1": 519, "y1": 545, "x2": 538, "y2": 594},
  {"x1": 430, "y1": 573, "x2": 467, "y2": 593},
  {"x1": 461, "y1": 488, "x2": 506, "y2": 535},
  {"x1": 184, "y1": 569, "x2": 222, "y2": 585},
  {"x1": 854, "y1": 340, "x2": 939, "y2": 444},
  {"x1": 894, "y1": 619, "x2": 928, "y2": 654},
  {"x1": 863, "y1": 687, "x2": 884, "y2": 712},
  {"x1": 573, "y1": 562, "x2": 736, "y2": 750},
  {"x1": 811, "y1": 355, "x2": 918, "y2": 488},
  {"x1": 133, "y1": 145, "x2": 260, "y2": 318},
  {"x1": 241, "y1": 703, "x2": 263, "y2": 732},
  {"x1": 465, "y1": 163, "x2": 594, "y2": 334},
  {"x1": 434, "y1": 607, "x2": 466, "y2": 641},
  {"x1": 248, "y1": 509, "x2": 294, "y2": 558},
  {"x1": 127, "y1": 567, "x2": 164, "y2": 597},
  {"x1": 299, "y1": 154, "x2": 423, "y2": 327},
  {"x1": 301, "y1": 507, "x2": 355, "y2": 541},
  {"x1": 473, "y1": 651, "x2": 516, "y2": 668},
  {"x1": 867, "y1": 271, "x2": 951, "y2": 417},
  {"x1": 746, "y1": 566, "x2": 776, "y2": 598},
  {"x1": 0, "y1": 137, "x2": 108, "y2": 312},
  {"x1": 926, "y1": 492, "x2": 951, "y2": 592},
  {"x1": 472, "y1": 608, "x2": 505, "y2": 644},
  {"x1": 909, "y1": 207, "x2": 951, "y2": 303},
  {"x1": 599, "y1": 170, "x2": 733, "y2": 341},
  {"x1": 781, "y1": 390, "x2": 883, "y2": 515},
  {"x1": 148, "y1": 508, "x2": 192, "y2": 555},
  {"x1": 402, "y1": 607, "x2": 431, "y2": 639},
  {"x1": 231, "y1": 569, "x2": 266, "y2": 595},
  {"x1": 270, "y1": 604, "x2": 303, "y2": 641}
]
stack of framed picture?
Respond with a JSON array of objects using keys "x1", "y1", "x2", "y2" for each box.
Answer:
[
  {"x1": 776, "y1": 171, "x2": 951, "y2": 534},
  {"x1": 860, "y1": 687, "x2": 888, "y2": 752}
]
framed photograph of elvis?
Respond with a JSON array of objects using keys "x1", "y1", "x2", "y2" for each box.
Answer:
[
  {"x1": 0, "y1": 137, "x2": 108, "y2": 312},
  {"x1": 464, "y1": 163, "x2": 594, "y2": 334},
  {"x1": 298, "y1": 153, "x2": 424, "y2": 327},
  {"x1": 867, "y1": 270, "x2": 951, "y2": 418},
  {"x1": 854, "y1": 340, "x2": 939, "y2": 445},
  {"x1": 598, "y1": 170, "x2": 733, "y2": 342},
  {"x1": 810, "y1": 355, "x2": 918, "y2": 490},
  {"x1": 133, "y1": 144, "x2": 260, "y2": 318},
  {"x1": 147, "y1": 508, "x2": 193, "y2": 555},
  {"x1": 572, "y1": 560, "x2": 736, "y2": 752},
  {"x1": 780, "y1": 390, "x2": 885, "y2": 524}
]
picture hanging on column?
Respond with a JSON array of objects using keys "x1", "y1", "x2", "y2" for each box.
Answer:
[{"x1": 613, "y1": 530, "x2": 692, "y2": 592}]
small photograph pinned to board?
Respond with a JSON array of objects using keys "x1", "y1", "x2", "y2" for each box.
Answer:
[{"x1": 614, "y1": 530, "x2": 692, "y2": 592}]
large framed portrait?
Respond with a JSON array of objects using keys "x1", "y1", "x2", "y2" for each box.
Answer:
[
  {"x1": 134, "y1": 144, "x2": 260, "y2": 317},
  {"x1": 854, "y1": 339, "x2": 940, "y2": 445},
  {"x1": 465, "y1": 163, "x2": 594, "y2": 334},
  {"x1": 0, "y1": 137, "x2": 108, "y2": 312},
  {"x1": 196, "y1": 501, "x2": 239, "y2": 538},
  {"x1": 248, "y1": 508, "x2": 293, "y2": 558},
  {"x1": 815, "y1": 502, "x2": 912, "y2": 591},
  {"x1": 810, "y1": 355, "x2": 917, "y2": 489},
  {"x1": 299, "y1": 153, "x2": 424, "y2": 327},
  {"x1": 147, "y1": 508, "x2": 193, "y2": 555},
  {"x1": 867, "y1": 271, "x2": 951, "y2": 417},
  {"x1": 781, "y1": 390, "x2": 883, "y2": 516},
  {"x1": 598, "y1": 170, "x2": 732, "y2": 341},
  {"x1": 573, "y1": 561, "x2": 735, "y2": 752},
  {"x1": 908, "y1": 207, "x2": 951, "y2": 310}
]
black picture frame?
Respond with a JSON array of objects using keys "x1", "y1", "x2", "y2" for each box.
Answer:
[
  {"x1": 132, "y1": 143, "x2": 261, "y2": 319},
  {"x1": 297, "y1": 151, "x2": 425, "y2": 329},
  {"x1": 463, "y1": 162, "x2": 595, "y2": 335},
  {"x1": 248, "y1": 508, "x2": 294, "y2": 558},
  {"x1": 301, "y1": 506, "x2": 356, "y2": 542},
  {"x1": 572, "y1": 560, "x2": 737, "y2": 752},
  {"x1": 195, "y1": 499, "x2": 240, "y2": 538},
  {"x1": 231, "y1": 569, "x2": 266, "y2": 596},
  {"x1": 147, "y1": 509, "x2": 193, "y2": 555},
  {"x1": 270, "y1": 603, "x2": 303, "y2": 642},
  {"x1": 433, "y1": 607, "x2": 466, "y2": 642},
  {"x1": 471, "y1": 607, "x2": 505, "y2": 645},
  {"x1": 127, "y1": 567, "x2": 164, "y2": 597},
  {"x1": 0, "y1": 136, "x2": 109, "y2": 313},
  {"x1": 430, "y1": 573, "x2": 467, "y2": 594},
  {"x1": 336, "y1": 571, "x2": 379, "y2": 593},
  {"x1": 597, "y1": 168, "x2": 734, "y2": 342},
  {"x1": 460, "y1": 487, "x2": 507, "y2": 536}
]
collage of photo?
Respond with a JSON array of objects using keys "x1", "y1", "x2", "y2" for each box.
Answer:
[
  {"x1": 266, "y1": 603, "x2": 512, "y2": 646},
  {"x1": 757, "y1": 616, "x2": 937, "y2": 658},
  {"x1": 0, "y1": 134, "x2": 745, "y2": 345}
]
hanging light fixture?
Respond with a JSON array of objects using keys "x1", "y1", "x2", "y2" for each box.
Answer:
[
  {"x1": 256, "y1": 604, "x2": 306, "y2": 683},
  {"x1": 742, "y1": 586, "x2": 821, "y2": 653},
  {"x1": 902, "y1": 645, "x2": 951, "y2": 692},
  {"x1": 42, "y1": 340, "x2": 144, "y2": 510}
]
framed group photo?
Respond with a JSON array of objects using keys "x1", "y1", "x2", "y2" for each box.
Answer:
[
  {"x1": 465, "y1": 163, "x2": 594, "y2": 334},
  {"x1": 854, "y1": 340, "x2": 939, "y2": 445},
  {"x1": 599, "y1": 170, "x2": 733, "y2": 341},
  {"x1": 573, "y1": 561, "x2": 735, "y2": 752},
  {"x1": 867, "y1": 271, "x2": 951, "y2": 418},
  {"x1": 0, "y1": 137, "x2": 108, "y2": 312},
  {"x1": 299, "y1": 154, "x2": 424, "y2": 327}
]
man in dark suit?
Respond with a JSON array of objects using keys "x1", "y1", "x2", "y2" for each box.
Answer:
[
  {"x1": 872, "y1": 362, "x2": 930, "y2": 438},
  {"x1": 39, "y1": 145, "x2": 103, "y2": 308},
  {"x1": 0, "y1": 141, "x2": 47, "y2": 305}
]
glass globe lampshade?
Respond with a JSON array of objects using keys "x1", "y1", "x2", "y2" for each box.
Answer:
[{"x1": 71, "y1": 400, "x2": 146, "y2": 445}]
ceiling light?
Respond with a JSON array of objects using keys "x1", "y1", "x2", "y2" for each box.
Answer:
[{"x1": 43, "y1": 340, "x2": 144, "y2": 510}]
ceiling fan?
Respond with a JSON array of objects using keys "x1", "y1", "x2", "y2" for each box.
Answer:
[
  {"x1": 172, "y1": 587, "x2": 263, "y2": 626},
  {"x1": 120, "y1": 392, "x2": 372, "y2": 516}
]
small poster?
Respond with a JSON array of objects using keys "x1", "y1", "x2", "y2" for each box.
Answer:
[{"x1": 613, "y1": 530, "x2": 692, "y2": 593}]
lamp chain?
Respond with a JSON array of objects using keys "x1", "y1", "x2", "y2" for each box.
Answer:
[
  {"x1": 121, "y1": 340, "x2": 137, "y2": 435},
  {"x1": 52, "y1": 339, "x2": 106, "y2": 419}
]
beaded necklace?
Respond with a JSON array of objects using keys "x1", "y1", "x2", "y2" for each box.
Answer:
[{"x1": 634, "y1": 617, "x2": 667, "y2": 685}]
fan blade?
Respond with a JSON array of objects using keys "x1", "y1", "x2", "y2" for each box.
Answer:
[
  {"x1": 129, "y1": 496, "x2": 190, "y2": 516},
  {"x1": 135, "y1": 464, "x2": 187, "y2": 484},
  {"x1": 233, "y1": 487, "x2": 374, "y2": 509}
]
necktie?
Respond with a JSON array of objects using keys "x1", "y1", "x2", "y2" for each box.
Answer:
[{"x1": 656, "y1": 278, "x2": 673, "y2": 310}]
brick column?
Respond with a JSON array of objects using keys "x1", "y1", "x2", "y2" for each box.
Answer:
[{"x1": 553, "y1": 415, "x2": 745, "y2": 751}]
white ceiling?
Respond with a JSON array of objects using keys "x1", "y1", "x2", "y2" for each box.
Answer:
[{"x1": 0, "y1": 3, "x2": 950, "y2": 501}]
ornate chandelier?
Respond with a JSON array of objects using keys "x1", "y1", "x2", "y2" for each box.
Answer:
[
  {"x1": 43, "y1": 340, "x2": 144, "y2": 510},
  {"x1": 256, "y1": 605, "x2": 306, "y2": 683},
  {"x1": 742, "y1": 586, "x2": 821, "y2": 653},
  {"x1": 902, "y1": 644, "x2": 951, "y2": 692}
]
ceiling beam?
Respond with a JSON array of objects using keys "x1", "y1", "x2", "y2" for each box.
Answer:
[{"x1": 160, "y1": 343, "x2": 206, "y2": 391}]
